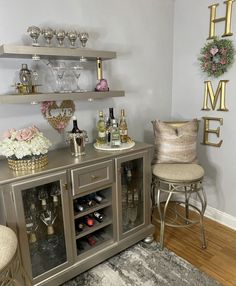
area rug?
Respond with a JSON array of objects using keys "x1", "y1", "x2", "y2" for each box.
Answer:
[{"x1": 62, "y1": 242, "x2": 221, "y2": 286}]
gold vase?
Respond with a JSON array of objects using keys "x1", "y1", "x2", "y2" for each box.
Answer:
[{"x1": 7, "y1": 154, "x2": 48, "y2": 171}]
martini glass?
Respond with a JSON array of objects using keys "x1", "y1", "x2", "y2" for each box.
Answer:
[{"x1": 71, "y1": 63, "x2": 84, "y2": 92}]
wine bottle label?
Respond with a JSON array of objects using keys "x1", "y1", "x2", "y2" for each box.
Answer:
[
  {"x1": 120, "y1": 130, "x2": 128, "y2": 135},
  {"x1": 98, "y1": 131, "x2": 106, "y2": 138}
]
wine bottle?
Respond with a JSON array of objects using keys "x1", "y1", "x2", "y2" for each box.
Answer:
[
  {"x1": 119, "y1": 109, "x2": 128, "y2": 143},
  {"x1": 76, "y1": 222, "x2": 84, "y2": 232},
  {"x1": 96, "y1": 111, "x2": 106, "y2": 145},
  {"x1": 71, "y1": 116, "x2": 83, "y2": 133},
  {"x1": 93, "y1": 193, "x2": 103, "y2": 203},
  {"x1": 86, "y1": 197, "x2": 96, "y2": 207},
  {"x1": 106, "y1": 107, "x2": 115, "y2": 144},
  {"x1": 74, "y1": 200, "x2": 84, "y2": 212},
  {"x1": 93, "y1": 211, "x2": 103, "y2": 222},
  {"x1": 85, "y1": 216, "x2": 94, "y2": 227},
  {"x1": 87, "y1": 236, "x2": 96, "y2": 246},
  {"x1": 111, "y1": 119, "x2": 121, "y2": 148}
]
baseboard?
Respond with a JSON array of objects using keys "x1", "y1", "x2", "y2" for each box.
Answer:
[{"x1": 190, "y1": 199, "x2": 236, "y2": 231}]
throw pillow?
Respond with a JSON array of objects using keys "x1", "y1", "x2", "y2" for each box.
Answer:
[{"x1": 151, "y1": 119, "x2": 198, "y2": 164}]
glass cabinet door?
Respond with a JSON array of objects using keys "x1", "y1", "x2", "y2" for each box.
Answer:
[
  {"x1": 12, "y1": 171, "x2": 72, "y2": 283},
  {"x1": 116, "y1": 151, "x2": 149, "y2": 238}
]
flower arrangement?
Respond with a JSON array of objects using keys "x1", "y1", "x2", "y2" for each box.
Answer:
[
  {"x1": 198, "y1": 38, "x2": 235, "y2": 78},
  {"x1": 0, "y1": 126, "x2": 51, "y2": 160}
]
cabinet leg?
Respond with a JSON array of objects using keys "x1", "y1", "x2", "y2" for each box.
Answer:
[{"x1": 143, "y1": 234, "x2": 154, "y2": 244}]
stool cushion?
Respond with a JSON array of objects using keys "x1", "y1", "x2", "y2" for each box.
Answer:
[
  {"x1": 0, "y1": 225, "x2": 18, "y2": 271},
  {"x1": 152, "y1": 163, "x2": 204, "y2": 182}
]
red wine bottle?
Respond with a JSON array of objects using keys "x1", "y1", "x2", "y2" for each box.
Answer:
[
  {"x1": 85, "y1": 216, "x2": 94, "y2": 227},
  {"x1": 71, "y1": 116, "x2": 83, "y2": 134},
  {"x1": 87, "y1": 236, "x2": 96, "y2": 246}
]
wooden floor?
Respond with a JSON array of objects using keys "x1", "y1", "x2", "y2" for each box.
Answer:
[{"x1": 153, "y1": 207, "x2": 236, "y2": 286}]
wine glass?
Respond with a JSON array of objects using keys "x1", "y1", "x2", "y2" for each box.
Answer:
[
  {"x1": 78, "y1": 32, "x2": 89, "y2": 62},
  {"x1": 71, "y1": 63, "x2": 84, "y2": 92},
  {"x1": 79, "y1": 32, "x2": 89, "y2": 48},
  {"x1": 55, "y1": 29, "x2": 66, "y2": 47},
  {"x1": 51, "y1": 62, "x2": 66, "y2": 93},
  {"x1": 67, "y1": 31, "x2": 78, "y2": 48},
  {"x1": 41, "y1": 27, "x2": 54, "y2": 46},
  {"x1": 27, "y1": 26, "x2": 41, "y2": 46}
]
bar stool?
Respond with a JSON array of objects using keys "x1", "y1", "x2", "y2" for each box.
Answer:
[
  {"x1": 151, "y1": 119, "x2": 207, "y2": 250},
  {"x1": 151, "y1": 163, "x2": 207, "y2": 250},
  {"x1": 0, "y1": 225, "x2": 23, "y2": 285}
]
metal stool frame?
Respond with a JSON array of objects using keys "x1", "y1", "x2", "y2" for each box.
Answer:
[{"x1": 151, "y1": 174, "x2": 207, "y2": 250}]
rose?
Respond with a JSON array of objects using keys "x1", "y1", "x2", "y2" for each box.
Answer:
[
  {"x1": 210, "y1": 47, "x2": 219, "y2": 56},
  {"x1": 15, "y1": 127, "x2": 36, "y2": 141},
  {"x1": 2, "y1": 128, "x2": 16, "y2": 139}
]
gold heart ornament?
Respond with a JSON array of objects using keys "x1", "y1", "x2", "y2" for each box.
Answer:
[{"x1": 41, "y1": 100, "x2": 75, "y2": 133}]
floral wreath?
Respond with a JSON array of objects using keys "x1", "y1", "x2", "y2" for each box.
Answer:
[{"x1": 198, "y1": 37, "x2": 235, "y2": 78}]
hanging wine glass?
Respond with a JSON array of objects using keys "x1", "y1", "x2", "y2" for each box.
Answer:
[
  {"x1": 78, "y1": 32, "x2": 89, "y2": 62},
  {"x1": 27, "y1": 26, "x2": 41, "y2": 46},
  {"x1": 55, "y1": 29, "x2": 66, "y2": 47},
  {"x1": 41, "y1": 27, "x2": 55, "y2": 46},
  {"x1": 67, "y1": 31, "x2": 78, "y2": 48}
]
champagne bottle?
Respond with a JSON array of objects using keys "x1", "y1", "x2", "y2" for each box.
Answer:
[
  {"x1": 71, "y1": 116, "x2": 82, "y2": 134},
  {"x1": 111, "y1": 119, "x2": 121, "y2": 148},
  {"x1": 93, "y1": 211, "x2": 103, "y2": 222},
  {"x1": 96, "y1": 111, "x2": 106, "y2": 145},
  {"x1": 119, "y1": 109, "x2": 128, "y2": 143},
  {"x1": 106, "y1": 108, "x2": 115, "y2": 144}
]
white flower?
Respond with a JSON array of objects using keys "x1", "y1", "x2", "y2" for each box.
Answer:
[{"x1": 0, "y1": 126, "x2": 52, "y2": 159}]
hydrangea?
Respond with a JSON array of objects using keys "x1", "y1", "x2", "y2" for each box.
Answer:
[{"x1": 0, "y1": 126, "x2": 52, "y2": 160}]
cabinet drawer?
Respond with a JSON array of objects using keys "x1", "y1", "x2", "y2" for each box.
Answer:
[{"x1": 71, "y1": 160, "x2": 113, "y2": 195}]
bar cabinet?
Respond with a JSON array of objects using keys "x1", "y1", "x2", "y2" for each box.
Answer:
[{"x1": 0, "y1": 142, "x2": 154, "y2": 286}]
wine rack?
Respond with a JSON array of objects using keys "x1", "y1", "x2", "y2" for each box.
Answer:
[{"x1": 73, "y1": 187, "x2": 114, "y2": 257}]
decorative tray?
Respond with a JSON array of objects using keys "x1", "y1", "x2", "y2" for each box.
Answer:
[{"x1": 93, "y1": 141, "x2": 135, "y2": 151}]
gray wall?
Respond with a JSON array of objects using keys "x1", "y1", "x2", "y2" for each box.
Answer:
[
  {"x1": 172, "y1": 0, "x2": 236, "y2": 221},
  {"x1": 0, "y1": 0, "x2": 174, "y2": 149}
]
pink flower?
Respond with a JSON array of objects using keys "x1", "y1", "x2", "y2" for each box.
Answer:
[
  {"x1": 15, "y1": 128, "x2": 35, "y2": 141},
  {"x1": 210, "y1": 47, "x2": 219, "y2": 56},
  {"x1": 56, "y1": 121, "x2": 65, "y2": 131},
  {"x1": 220, "y1": 58, "x2": 226, "y2": 65},
  {"x1": 40, "y1": 101, "x2": 54, "y2": 114},
  {"x1": 2, "y1": 128, "x2": 16, "y2": 139}
]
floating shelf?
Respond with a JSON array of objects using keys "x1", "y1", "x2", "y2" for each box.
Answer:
[
  {"x1": 0, "y1": 45, "x2": 116, "y2": 61},
  {"x1": 0, "y1": 91, "x2": 125, "y2": 104}
]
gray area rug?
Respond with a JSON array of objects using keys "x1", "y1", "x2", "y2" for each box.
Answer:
[{"x1": 62, "y1": 242, "x2": 221, "y2": 286}]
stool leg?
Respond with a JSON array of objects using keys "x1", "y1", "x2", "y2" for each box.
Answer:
[
  {"x1": 184, "y1": 186, "x2": 189, "y2": 223},
  {"x1": 197, "y1": 185, "x2": 207, "y2": 249},
  {"x1": 158, "y1": 189, "x2": 173, "y2": 250}
]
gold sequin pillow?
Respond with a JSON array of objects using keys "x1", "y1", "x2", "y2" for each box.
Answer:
[{"x1": 151, "y1": 119, "x2": 198, "y2": 164}]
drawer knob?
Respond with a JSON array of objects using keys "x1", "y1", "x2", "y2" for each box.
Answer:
[{"x1": 91, "y1": 175, "x2": 100, "y2": 181}]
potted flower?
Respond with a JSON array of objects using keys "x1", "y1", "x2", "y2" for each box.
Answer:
[{"x1": 0, "y1": 126, "x2": 52, "y2": 171}]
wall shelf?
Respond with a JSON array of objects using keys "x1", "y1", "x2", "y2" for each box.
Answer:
[
  {"x1": 0, "y1": 45, "x2": 116, "y2": 60},
  {"x1": 0, "y1": 90, "x2": 125, "y2": 104}
]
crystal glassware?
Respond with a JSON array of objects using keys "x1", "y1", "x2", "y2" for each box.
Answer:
[
  {"x1": 38, "y1": 187, "x2": 48, "y2": 209},
  {"x1": 51, "y1": 62, "x2": 66, "y2": 93},
  {"x1": 55, "y1": 29, "x2": 66, "y2": 47},
  {"x1": 41, "y1": 27, "x2": 55, "y2": 46},
  {"x1": 27, "y1": 26, "x2": 41, "y2": 46},
  {"x1": 67, "y1": 31, "x2": 78, "y2": 48},
  {"x1": 79, "y1": 32, "x2": 89, "y2": 48},
  {"x1": 71, "y1": 63, "x2": 83, "y2": 92},
  {"x1": 40, "y1": 209, "x2": 57, "y2": 236},
  {"x1": 50, "y1": 184, "x2": 61, "y2": 206}
]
